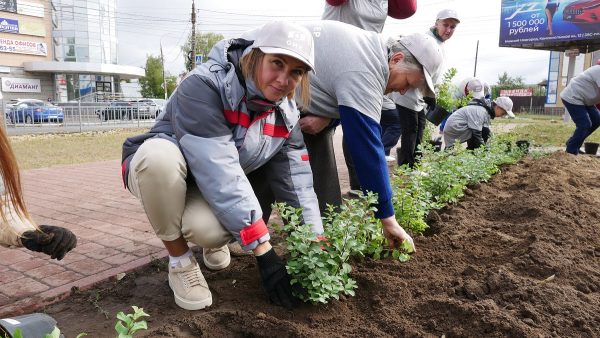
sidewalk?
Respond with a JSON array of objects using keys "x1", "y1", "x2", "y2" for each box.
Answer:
[{"x1": 0, "y1": 160, "x2": 166, "y2": 318}]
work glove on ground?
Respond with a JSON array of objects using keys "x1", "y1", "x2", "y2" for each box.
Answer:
[
  {"x1": 21, "y1": 225, "x2": 77, "y2": 260},
  {"x1": 256, "y1": 248, "x2": 300, "y2": 309}
]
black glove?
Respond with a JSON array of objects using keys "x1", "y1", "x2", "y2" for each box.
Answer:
[
  {"x1": 21, "y1": 225, "x2": 77, "y2": 260},
  {"x1": 423, "y1": 96, "x2": 436, "y2": 110},
  {"x1": 256, "y1": 248, "x2": 300, "y2": 309},
  {"x1": 466, "y1": 128, "x2": 485, "y2": 150}
]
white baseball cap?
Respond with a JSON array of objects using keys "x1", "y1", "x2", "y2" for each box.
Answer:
[
  {"x1": 250, "y1": 21, "x2": 315, "y2": 72},
  {"x1": 494, "y1": 96, "x2": 515, "y2": 118},
  {"x1": 437, "y1": 9, "x2": 460, "y2": 23},
  {"x1": 465, "y1": 78, "x2": 485, "y2": 99},
  {"x1": 398, "y1": 33, "x2": 444, "y2": 98}
]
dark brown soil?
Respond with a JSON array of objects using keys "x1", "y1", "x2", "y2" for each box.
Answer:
[{"x1": 45, "y1": 152, "x2": 600, "y2": 337}]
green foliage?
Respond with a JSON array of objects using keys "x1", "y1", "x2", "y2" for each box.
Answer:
[
  {"x1": 492, "y1": 71, "x2": 526, "y2": 98},
  {"x1": 274, "y1": 193, "x2": 413, "y2": 304},
  {"x1": 139, "y1": 55, "x2": 177, "y2": 99},
  {"x1": 115, "y1": 306, "x2": 150, "y2": 338},
  {"x1": 182, "y1": 32, "x2": 225, "y2": 71},
  {"x1": 435, "y1": 68, "x2": 471, "y2": 112}
]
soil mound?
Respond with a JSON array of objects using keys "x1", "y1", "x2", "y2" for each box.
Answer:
[{"x1": 46, "y1": 152, "x2": 600, "y2": 337}]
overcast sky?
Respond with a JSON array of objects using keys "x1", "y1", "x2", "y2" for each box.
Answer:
[{"x1": 116, "y1": 0, "x2": 551, "y2": 85}]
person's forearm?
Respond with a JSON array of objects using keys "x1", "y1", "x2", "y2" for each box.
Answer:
[{"x1": 253, "y1": 241, "x2": 272, "y2": 256}]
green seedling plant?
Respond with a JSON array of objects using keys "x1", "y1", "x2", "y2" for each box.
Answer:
[
  {"x1": 115, "y1": 306, "x2": 149, "y2": 338},
  {"x1": 274, "y1": 193, "x2": 414, "y2": 304}
]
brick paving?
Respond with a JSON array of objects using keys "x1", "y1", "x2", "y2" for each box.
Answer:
[{"x1": 0, "y1": 160, "x2": 166, "y2": 317}]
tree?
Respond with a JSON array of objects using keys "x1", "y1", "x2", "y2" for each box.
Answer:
[
  {"x1": 139, "y1": 55, "x2": 177, "y2": 98},
  {"x1": 492, "y1": 71, "x2": 526, "y2": 97},
  {"x1": 182, "y1": 32, "x2": 225, "y2": 72}
]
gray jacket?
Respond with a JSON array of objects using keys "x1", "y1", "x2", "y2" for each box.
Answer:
[{"x1": 122, "y1": 38, "x2": 323, "y2": 250}]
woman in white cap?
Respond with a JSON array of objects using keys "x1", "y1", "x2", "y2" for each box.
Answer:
[
  {"x1": 443, "y1": 82, "x2": 513, "y2": 150},
  {"x1": 122, "y1": 21, "x2": 322, "y2": 310},
  {"x1": 388, "y1": 8, "x2": 460, "y2": 167},
  {"x1": 560, "y1": 64, "x2": 600, "y2": 155},
  {"x1": 0, "y1": 127, "x2": 77, "y2": 259}
]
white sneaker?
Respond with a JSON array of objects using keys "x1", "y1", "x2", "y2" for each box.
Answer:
[
  {"x1": 168, "y1": 256, "x2": 212, "y2": 310},
  {"x1": 385, "y1": 155, "x2": 396, "y2": 163},
  {"x1": 202, "y1": 245, "x2": 231, "y2": 270}
]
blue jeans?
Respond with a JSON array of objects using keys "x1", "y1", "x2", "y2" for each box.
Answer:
[
  {"x1": 563, "y1": 99, "x2": 600, "y2": 154},
  {"x1": 380, "y1": 107, "x2": 402, "y2": 156}
]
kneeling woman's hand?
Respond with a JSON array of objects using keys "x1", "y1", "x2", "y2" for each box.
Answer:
[
  {"x1": 21, "y1": 225, "x2": 77, "y2": 260},
  {"x1": 255, "y1": 247, "x2": 301, "y2": 309}
]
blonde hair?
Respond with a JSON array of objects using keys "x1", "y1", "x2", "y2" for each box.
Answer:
[
  {"x1": 0, "y1": 127, "x2": 34, "y2": 226},
  {"x1": 240, "y1": 49, "x2": 311, "y2": 107}
]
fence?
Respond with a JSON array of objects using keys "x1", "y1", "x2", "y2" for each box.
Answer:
[
  {"x1": 2, "y1": 98, "x2": 160, "y2": 135},
  {"x1": 518, "y1": 106, "x2": 565, "y2": 116}
]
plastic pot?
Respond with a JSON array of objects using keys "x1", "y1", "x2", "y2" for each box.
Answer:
[
  {"x1": 516, "y1": 140, "x2": 530, "y2": 153},
  {"x1": 425, "y1": 105, "x2": 450, "y2": 126},
  {"x1": 0, "y1": 313, "x2": 62, "y2": 338},
  {"x1": 584, "y1": 142, "x2": 599, "y2": 155}
]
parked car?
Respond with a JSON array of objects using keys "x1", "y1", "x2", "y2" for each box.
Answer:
[
  {"x1": 130, "y1": 99, "x2": 159, "y2": 119},
  {"x1": 7, "y1": 99, "x2": 64, "y2": 124},
  {"x1": 136, "y1": 98, "x2": 166, "y2": 118},
  {"x1": 96, "y1": 101, "x2": 134, "y2": 120},
  {"x1": 563, "y1": 0, "x2": 600, "y2": 23}
]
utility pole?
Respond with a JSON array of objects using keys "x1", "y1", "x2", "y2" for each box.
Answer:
[
  {"x1": 190, "y1": 0, "x2": 196, "y2": 69},
  {"x1": 160, "y1": 42, "x2": 167, "y2": 100},
  {"x1": 473, "y1": 40, "x2": 479, "y2": 77}
]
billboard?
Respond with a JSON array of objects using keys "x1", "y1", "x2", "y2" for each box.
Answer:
[
  {"x1": 0, "y1": 37, "x2": 47, "y2": 56},
  {"x1": 500, "y1": 0, "x2": 600, "y2": 51},
  {"x1": 500, "y1": 88, "x2": 534, "y2": 96}
]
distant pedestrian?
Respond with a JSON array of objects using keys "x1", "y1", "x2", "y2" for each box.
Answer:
[
  {"x1": 560, "y1": 65, "x2": 600, "y2": 155},
  {"x1": 390, "y1": 8, "x2": 460, "y2": 167},
  {"x1": 122, "y1": 21, "x2": 322, "y2": 310},
  {"x1": 0, "y1": 126, "x2": 76, "y2": 259}
]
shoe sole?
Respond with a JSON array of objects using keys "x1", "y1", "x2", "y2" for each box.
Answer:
[
  {"x1": 168, "y1": 277, "x2": 213, "y2": 310},
  {"x1": 203, "y1": 255, "x2": 231, "y2": 271}
]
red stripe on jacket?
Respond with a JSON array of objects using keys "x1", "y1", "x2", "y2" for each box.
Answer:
[
  {"x1": 224, "y1": 110, "x2": 251, "y2": 128},
  {"x1": 263, "y1": 123, "x2": 290, "y2": 138},
  {"x1": 239, "y1": 218, "x2": 269, "y2": 245}
]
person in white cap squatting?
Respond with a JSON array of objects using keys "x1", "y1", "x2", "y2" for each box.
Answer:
[
  {"x1": 388, "y1": 8, "x2": 460, "y2": 167},
  {"x1": 321, "y1": 0, "x2": 417, "y2": 196},
  {"x1": 122, "y1": 21, "x2": 323, "y2": 310},
  {"x1": 292, "y1": 20, "x2": 444, "y2": 254},
  {"x1": 443, "y1": 79, "x2": 513, "y2": 150}
]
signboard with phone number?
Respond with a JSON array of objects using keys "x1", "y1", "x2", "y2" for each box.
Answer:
[{"x1": 499, "y1": 0, "x2": 600, "y2": 48}]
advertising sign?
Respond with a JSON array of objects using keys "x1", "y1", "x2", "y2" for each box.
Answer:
[
  {"x1": 19, "y1": 20, "x2": 45, "y2": 36},
  {"x1": 16, "y1": 0, "x2": 43, "y2": 17},
  {"x1": 500, "y1": 0, "x2": 600, "y2": 50},
  {"x1": 0, "y1": 37, "x2": 47, "y2": 56},
  {"x1": 1, "y1": 77, "x2": 41, "y2": 93},
  {"x1": 0, "y1": 17, "x2": 17, "y2": 33},
  {"x1": 500, "y1": 88, "x2": 534, "y2": 97},
  {"x1": 0, "y1": 0, "x2": 17, "y2": 13}
]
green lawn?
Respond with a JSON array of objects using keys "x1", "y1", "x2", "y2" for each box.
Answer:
[
  {"x1": 493, "y1": 114, "x2": 600, "y2": 147},
  {"x1": 10, "y1": 128, "x2": 146, "y2": 170}
]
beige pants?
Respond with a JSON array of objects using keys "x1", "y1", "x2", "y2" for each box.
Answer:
[{"x1": 127, "y1": 138, "x2": 232, "y2": 248}]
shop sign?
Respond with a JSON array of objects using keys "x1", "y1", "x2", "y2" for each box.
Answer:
[
  {"x1": 0, "y1": 0, "x2": 17, "y2": 14},
  {"x1": 0, "y1": 37, "x2": 47, "y2": 56},
  {"x1": 0, "y1": 17, "x2": 18, "y2": 33},
  {"x1": 1, "y1": 77, "x2": 41, "y2": 92}
]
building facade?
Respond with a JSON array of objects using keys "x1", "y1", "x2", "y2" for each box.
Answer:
[{"x1": 0, "y1": 0, "x2": 143, "y2": 103}]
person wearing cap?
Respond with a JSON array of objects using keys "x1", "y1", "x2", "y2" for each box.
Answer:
[
  {"x1": 443, "y1": 81, "x2": 512, "y2": 150},
  {"x1": 387, "y1": 8, "x2": 460, "y2": 167},
  {"x1": 297, "y1": 21, "x2": 444, "y2": 253},
  {"x1": 321, "y1": 0, "x2": 417, "y2": 195},
  {"x1": 121, "y1": 21, "x2": 323, "y2": 310},
  {"x1": 560, "y1": 64, "x2": 600, "y2": 155}
]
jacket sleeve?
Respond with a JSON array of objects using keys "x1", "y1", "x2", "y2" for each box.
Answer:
[
  {"x1": 172, "y1": 74, "x2": 270, "y2": 251},
  {"x1": 326, "y1": 0, "x2": 347, "y2": 6},
  {"x1": 262, "y1": 124, "x2": 324, "y2": 235},
  {"x1": 388, "y1": 0, "x2": 417, "y2": 19},
  {"x1": 339, "y1": 105, "x2": 394, "y2": 219}
]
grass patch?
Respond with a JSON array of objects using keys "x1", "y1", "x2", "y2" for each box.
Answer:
[
  {"x1": 10, "y1": 128, "x2": 147, "y2": 170},
  {"x1": 493, "y1": 115, "x2": 600, "y2": 147}
]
